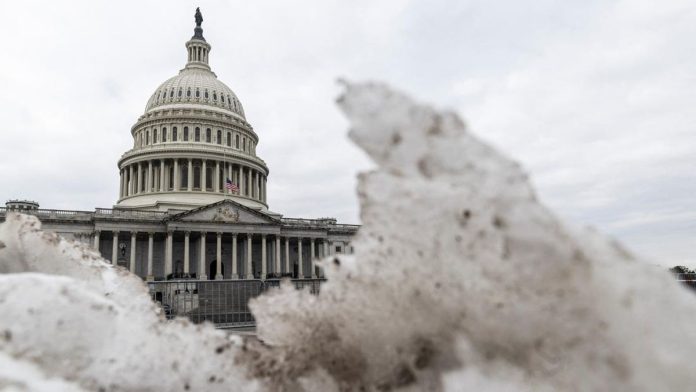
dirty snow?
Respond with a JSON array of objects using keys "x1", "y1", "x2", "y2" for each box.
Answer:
[{"x1": 1, "y1": 81, "x2": 696, "y2": 391}]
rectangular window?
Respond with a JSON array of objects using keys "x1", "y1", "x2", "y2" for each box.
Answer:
[
  {"x1": 173, "y1": 127, "x2": 178, "y2": 141},
  {"x1": 195, "y1": 128, "x2": 200, "y2": 142},
  {"x1": 206, "y1": 128, "x2": 211, "y2": 143},
  {"x1": 235, "y1": 135, "x2": 239, "y2": 148},
  {"x1": 184, "y1": 127, "x2": 189, "y2": 141},
  {"x1": 335, "y1": 246, "x2": 341, "y2": 252}
]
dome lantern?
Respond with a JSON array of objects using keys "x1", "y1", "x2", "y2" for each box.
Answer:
[{"x1": 184, "y1": 7, "x2": 211, "y2": 72}]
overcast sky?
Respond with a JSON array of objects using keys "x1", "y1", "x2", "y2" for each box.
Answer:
[{"x1": 1, "y1": 0, "x2": 695, "y2": 267}]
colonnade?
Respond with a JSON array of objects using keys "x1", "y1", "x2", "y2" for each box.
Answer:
[
  {"x1": 93, "y1": 230, "x2": 345, "y2": 281},
  {"x1": 119, "y1": 159, "x2": 267, "y2": 202}
]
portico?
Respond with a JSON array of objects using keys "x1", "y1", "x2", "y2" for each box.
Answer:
[{"x1": 87, "y1": 199, "x2": 351, "y2": 281}]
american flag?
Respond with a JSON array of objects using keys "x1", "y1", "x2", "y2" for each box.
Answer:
[{"x1": 225, "y1": 178, "x2": 239, "y2": 193}]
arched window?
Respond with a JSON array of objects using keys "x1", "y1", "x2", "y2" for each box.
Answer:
[
  {"x1": 195, "y1": 88, "x2": 200, "y2": 98},
  {"x1": 153, "y1": 129, "x2": 158, "y2": 143},
  {"x1": 216, "y1": 130, "x2": 222, "y2": 144},
  {"x1": 172, "y1": 127, "x2": 178, "y2": 142},
  {"x1": 213, "y1": 92, "x2": 217, "y2": 101},
  {"x1": 178, "y1": 88, "x2": 182, "y2": 98},
  {"x1": 221, "y1": 95, "x2": 225, "y2": 103},
  {"x1": 169, "y1": 89, "x2": 174, "y2": 98},
  {"x1": 226, "y1": 132, "x2": 231, "y2": 147},
  {"x1": 242, "y1": 137, "x2": 246, "y2": 151},
  {"x1": 162, "y1": 127, "x2": 167, "y2": 142},
  {"x1": 195, "y1": 127, "x2": 200, "y2": 142},
  {"x1": 187, "y1": 89, "x2": 191, "y2": 98},
  {"x1": 184, "y1": 127, "x2": 189, "y2": 141},
  {"x1": 146, "y1": 130, "x2": 150, "y2": 145},
  {"x1": 227, "y1": 95, "x2": 232, "y2": 108},
  {"x1": 204, "y1": 90, "x2": 209, "y2": 99},
  {"x1": 206, "y1": 128, "x2": 211, "y2": 143},
  {"x1": 235, "y1": 134, "x2": 239, "y2": 148}
]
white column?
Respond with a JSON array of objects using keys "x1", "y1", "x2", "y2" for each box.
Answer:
[
  {"x1": 128, "y1": 165, "x2": 134, "y2": 195},
  {"x1": 199, "y1": 232, "x2": 207, "y2": 280},
  {"x1": 119, "y1": 170, "x2": 124, "y2": 198},
  {"x1": 147, "y1": 160, "x2": 153, "y2": 192},
  {"x1": 246, "y1": 234, "x2": 253, "y2": 279},
  {"x1": 202, "y1": 160, "x2": 207, "y2": 191},
  {"x1": 173, "y1": 159, "x2": 179, "y2": 191},
  {"x1": 184, "y1": 231, "x2": 190, "y2": 275},
  {"x1": 147, "y1": 233, "x2": 154, "y2": 281},
  {"x1": 159, "y1": 160, "x2": 165, "y2": 192},
  {"x1": 323, "y1": 240, "x2": 329, "y2": 259},
  {"x1": 93, "y1": 230, "x2": 100, "y2": 251},
  {"x1": 261, "y1": 234, "x2": 267, "y2": 280},
  {"x1": 310, "y1": 238, "x2": 316, "y2": 278},
  {"x1": 130, "y1": 231, "x2": 137, "y2": 274},
  {"x1": 187, "y1": 159, "x2": 193, "y2": 191},
  {"x1": 238, "y1": 165, "x2": 243, "y2": 195},
  {"x1": 216, "y1": 232, "x2": 222, "y2": 280},
  {"x1": 231, "y1": 234, "x2": 238, "y2": 278},
  {"x1": 284, "y1": 237, "x2": 290, "y2": 274},
  {"x1": 136, "y1": 162, "x2": 142, "y2": 193},
  {"x1": 111, "y1": 231, "x2": 119, "y2": 265},
  {"x1": 247, "y1": 168, "x2": 252, "y2": 197},
  {"x1": 165, "y1": 231, "x2": 173, "y2": 279},
  {"x1": 298, "y1": 238, "x2": 304, "y2": 278},
  {"x1": 275, "y1": 236, "x2": 281, "y2": 274},
  {"x1": 215, "y1": 161, "x2": 220, "y2": 193}
]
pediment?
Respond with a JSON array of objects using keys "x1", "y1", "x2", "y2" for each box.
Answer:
[{"x1": 168, "y1": 200, "x2": 276, "y2": 224}]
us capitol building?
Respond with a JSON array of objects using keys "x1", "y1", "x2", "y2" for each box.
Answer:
[{"x1": 0, "y1": 10, "x2": 358, "y2": 281}]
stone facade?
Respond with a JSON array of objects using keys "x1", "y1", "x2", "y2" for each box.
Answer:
[{"x1": 0, "y1": 11, "x2": 358, "y2": 281}]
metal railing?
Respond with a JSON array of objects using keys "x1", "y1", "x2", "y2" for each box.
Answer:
[{"x1": 148, "y1": 278, "x2": 326, "y2": 328}]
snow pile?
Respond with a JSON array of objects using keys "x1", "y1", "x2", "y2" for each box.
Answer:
[
  {"x1": 1, "y1": 81, "x2": 696, "y2": 391},
  {"x1": 0, "y1": 215, "x2": 258, "y2": 391},
  {"x1": 247, "y1": 82, "x2": 696, "y2": 390}
]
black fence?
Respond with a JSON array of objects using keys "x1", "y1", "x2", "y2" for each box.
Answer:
[{"x1": 148, "y1": 279, "x2": 326, "y2": 328}]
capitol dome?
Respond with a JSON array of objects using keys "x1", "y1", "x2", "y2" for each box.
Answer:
[
  {"x1": 144, "y1": 69, "x2": 246, "y2": 119},
  {"x1": 115, "y1": 12, "x2": 270, "y2": 213}
]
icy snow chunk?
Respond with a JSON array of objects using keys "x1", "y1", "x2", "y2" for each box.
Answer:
[
  {"x1": 0, "y1": 214, "x2": 259, "y2": 392},
  {"x1": 247, "y1": 81, "x2": 696, "y2": 391}
]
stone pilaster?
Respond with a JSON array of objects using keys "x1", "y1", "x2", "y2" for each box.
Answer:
[
  {"x1": 183, "y1": 231, "x2": 190, "y2": 275},
  {"x1": 111, "y1": 231, "x2": 119, "y2": 265},
  {"x1": 165, "y1": 230, "x2": 173, "y2": 279},
  {"x1": 199, "y1": 232, "x2": 207, "y2": 280},
  {"x1": 147, "y1": 232, "x2": 154, "y2": 281},
  {"x1": 261, "y1": 234, "x2": 267, "y2": 280},
  {"x1": 246, "y1": 234, "x2": 253, "y2": 279},
  {"x1": 130, "y1": 231, "x2": 137, "y2": 274},
  {"x1": 231, "y1": 234, "x2": 238, "y2": 279},
  {"x1": 216, "y1": 232, "x2": 223, "y2": 280}
]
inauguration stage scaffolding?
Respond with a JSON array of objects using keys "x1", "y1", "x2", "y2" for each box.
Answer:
[{"x1": 148, "y1": 279, "x2": 326, "y2": 329}]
